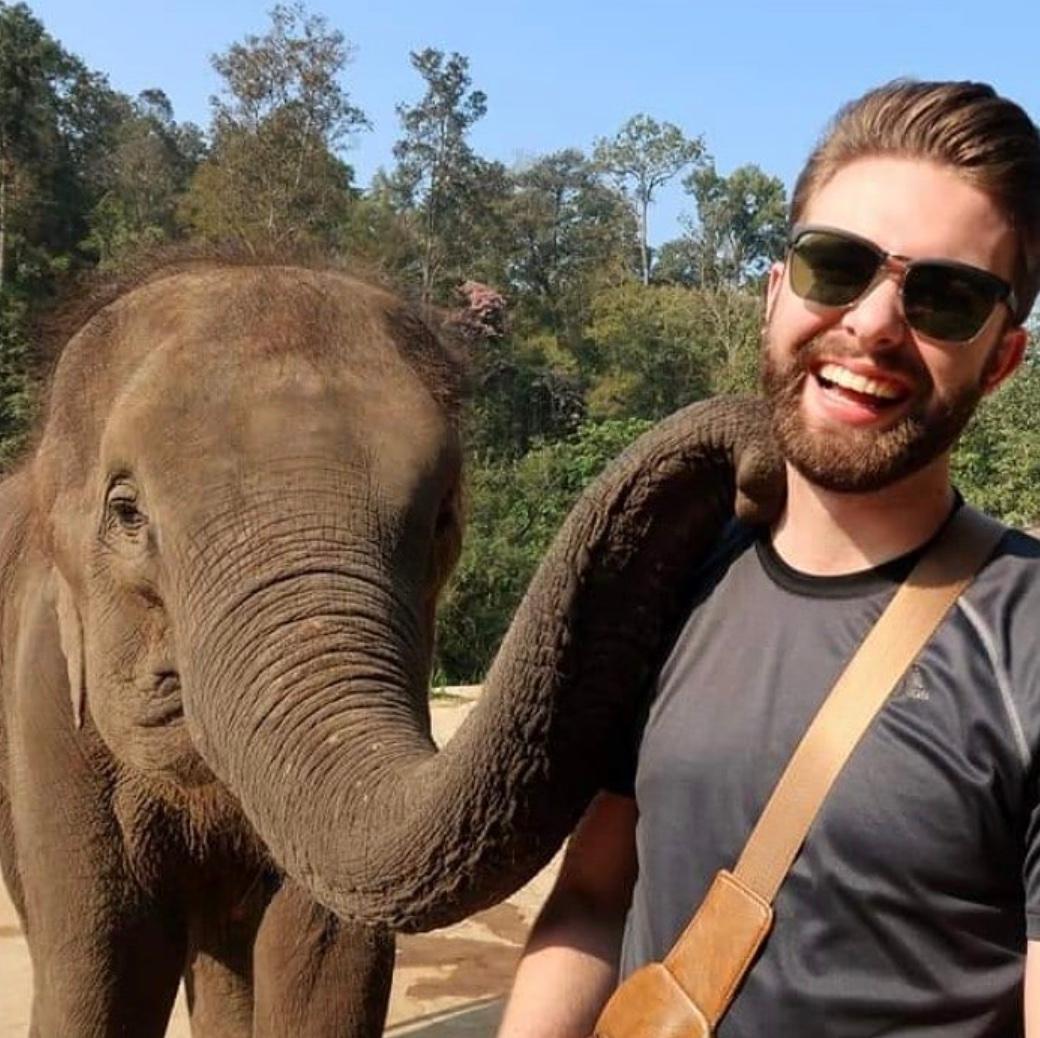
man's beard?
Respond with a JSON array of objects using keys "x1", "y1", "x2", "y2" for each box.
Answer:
[{"x1": 761, "y1": 330, "x2": 984, "y2": 494}]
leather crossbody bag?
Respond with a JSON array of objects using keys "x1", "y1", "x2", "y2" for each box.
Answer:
[{"x1": 593, "y1": 506, "x2": 1005, "y2": 1038}]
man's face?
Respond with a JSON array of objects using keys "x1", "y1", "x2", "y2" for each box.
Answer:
[{"x1": 763, "y1": 155, "x2": 1026, "y2": 493}]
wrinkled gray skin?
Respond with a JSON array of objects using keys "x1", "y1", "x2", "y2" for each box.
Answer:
[{"x1": 0, "y1": 259, "x2": 781, "y2": 1036}]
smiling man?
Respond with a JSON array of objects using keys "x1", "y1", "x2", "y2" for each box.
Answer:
[{"x1": 498, "y1": 81, "x2": 1040, "y2": 1037}]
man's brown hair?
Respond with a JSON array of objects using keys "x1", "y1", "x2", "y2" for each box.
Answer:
[{"x1": 791, "y1": 80, "x2": 1040, "y2": 322}]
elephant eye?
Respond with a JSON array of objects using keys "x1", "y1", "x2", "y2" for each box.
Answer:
[{"x1": 105, "y1": 482, "x2": 147, "y2": 533}]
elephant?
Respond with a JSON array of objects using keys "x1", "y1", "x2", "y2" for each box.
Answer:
[{"x1": 0, "y1": 253, "x2": 782, "y2": 1036}]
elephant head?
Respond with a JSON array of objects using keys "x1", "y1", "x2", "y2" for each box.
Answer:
[{"x1": 30, "y1": 258, "x2": 781, "y2": 931}]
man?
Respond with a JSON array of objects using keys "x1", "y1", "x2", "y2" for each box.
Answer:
[{"x1": 498, "y1": 81, "x2": 1040, "y2": 1036}]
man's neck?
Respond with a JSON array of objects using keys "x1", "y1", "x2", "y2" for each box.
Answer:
[{"x1": 770, "y1": 458, "x2": 956, "y2": 576}]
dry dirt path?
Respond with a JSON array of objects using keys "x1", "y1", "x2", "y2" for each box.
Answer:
[{"x1": 0, "y1": 689, "x2": 561, "y2": 1037}]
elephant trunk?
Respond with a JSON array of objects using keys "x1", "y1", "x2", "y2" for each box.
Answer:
[{"x1": 181, "y1": 397, "x2": 779, "y2": 931}]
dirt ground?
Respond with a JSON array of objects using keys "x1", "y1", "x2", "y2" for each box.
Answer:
[{"x1": 0, "y1": 689, "x2": 561, "y2": 1037}]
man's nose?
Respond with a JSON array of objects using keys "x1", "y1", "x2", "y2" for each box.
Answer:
[{"x1": 839, "y1": 268, "x2": 908, "y2": 350}]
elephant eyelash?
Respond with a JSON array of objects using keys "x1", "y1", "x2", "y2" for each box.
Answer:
[
  {"x1": 109, "y1": 499, "x2": 146, "y2": 528},
  {"x1": 103, "y1": 481, "x2": 148, "y2": 535}
]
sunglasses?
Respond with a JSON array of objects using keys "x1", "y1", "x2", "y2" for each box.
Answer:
[{"x1": 787, "y1": 224, "x2": 1018, "y2": 343}]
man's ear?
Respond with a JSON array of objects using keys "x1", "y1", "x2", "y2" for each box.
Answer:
[
  {"x1": 54, "y1": 570, "x2": 86, "y2": 729},
  {"x1": 982, "y1": 325, "x2": 1028, "y2": 395},
  {"x1": 764, "y1": 260, "x2": 786, "y2": 323}
]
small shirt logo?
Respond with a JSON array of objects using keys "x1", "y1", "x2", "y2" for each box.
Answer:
[{"x1": 892, "y1": 665, "x2": 930, "y2": 702}]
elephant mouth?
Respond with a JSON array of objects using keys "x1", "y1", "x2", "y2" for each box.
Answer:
[
  {"x1": 154, "y1": 669, "x2": 181, "y2": 696},
  {"x1": 136, "y1": 669, "x2": 184, "y2": 728},
  {"x1": 138, "y1": 703, "x2": 184, "y2": 728},
  {"x1": 137, "y1": 703, "x2": 184, "y2": 728}
]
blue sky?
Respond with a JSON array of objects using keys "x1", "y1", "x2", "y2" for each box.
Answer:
[{"x1": 26, "y1": 0, "x2": 1040, "y2": 245}]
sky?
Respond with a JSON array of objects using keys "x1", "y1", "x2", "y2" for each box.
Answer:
[{"x1": 25, "y1": 0, "x2": 1040, "y2": 246}]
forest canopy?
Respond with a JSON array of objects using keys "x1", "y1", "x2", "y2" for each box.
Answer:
[{"x1": 2, "y1": 1, "x2": 1037, "y2": 682}]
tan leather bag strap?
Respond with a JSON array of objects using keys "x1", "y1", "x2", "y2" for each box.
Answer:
[{"x1": 730, "y1": 505, "x2": 1005, "y2": 902}]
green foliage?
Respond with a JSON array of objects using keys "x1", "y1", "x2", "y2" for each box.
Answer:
[
  {"x1": 0, "y1": 2, "x2": 124, "y2": 289},
  {"x1": 582, "y1": 281, "x2": 763, "y2": 419},
  {"x1": 181, "y1": 2, "x2": 366, "y2": 249},
  {"x1": 502, "y1": 149, "x2": 636, "y2": 338},
  {"x1": 681, "y1": 162, "x2": 787, "y2": 287},
  {"x1": 652, "y1": 236, "x2": 701, "y2": 287},
  {"x1": 0, "y1": 292, "x2": 34, "y2": 470},
  {"x1": 594, "y1": 114, "x2": 705, "y2": 285},
  {"x1": 390, "y1": 49, "x2": 507, "y2": 302},
  {"x1": 0, "y1": 2, "x2": 133, "y2": 465},
  {"x1": 436, "y1": 417, "x2": 653, "y2": 680},
  {"x1": 85, "y1": 90, "x2": 203, "y2": 263},
  {"x1": 953, "y1": 353, "x2": 1040, "y2": 526},
  {"x1": 0, "y1": 3, "x2": 66, "y2": 256},
  {"x1": 465, "y1": 331, "x2": 584, "y2": 460},
  {"x1": 335, "y1": 180, "x2": 415, "y2": 276}
]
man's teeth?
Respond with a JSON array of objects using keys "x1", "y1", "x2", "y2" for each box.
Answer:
[{"x1": 817, "y1": 363, "x2": 904, "y2": 401}]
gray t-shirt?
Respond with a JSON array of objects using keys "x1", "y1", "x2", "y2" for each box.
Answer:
[{"x1": 616, "y1": 516, "x2": 1040, "y2": 1037}]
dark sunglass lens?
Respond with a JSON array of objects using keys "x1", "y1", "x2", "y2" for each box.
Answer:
[
  {"x1": 904, "y1": 265, "x2": 1000, "y2": 342},
  {"x1": 790, "y1": 231, "x2": 879, "y2": 306}
]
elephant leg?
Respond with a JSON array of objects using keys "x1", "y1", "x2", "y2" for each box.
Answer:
[
  {"x1": 12, "y1": 758, "x2": 184, "y2": 1038},
  {"x1": 14, "y1": 788, "x2": 183, "y2": 1038},
  {"x1": 23, "y1": 904, "x2": 184, "y2": 1038},
  {"x1": 182, "y1": 872, "x2": 269, "y2": 1038},
  {"x1": 183, "y1": 947, "x2": 254, "y2": 1038},
  {"x1": 0, "y1": 778, "x2": 26, "y2": 924},
  {"x1": 9, "y1": 587, "x2": 184, "y2": 1036},
  {"x1": 252, "y1": 878, "x2": 395, "y2": 1038}
]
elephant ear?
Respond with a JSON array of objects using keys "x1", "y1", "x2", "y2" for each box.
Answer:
[{"x1": 54, "y1": 571, "x2": 86, "y2": 729}]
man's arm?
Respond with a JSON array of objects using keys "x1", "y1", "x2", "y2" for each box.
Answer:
[
  {"x1": 1026, "y1": 941, "x2": 1040, "y2": 1035},
  {"x1": 497, "y1": 791, "x2": 639, "y2": 1038}
]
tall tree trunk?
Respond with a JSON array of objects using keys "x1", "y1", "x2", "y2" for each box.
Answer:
[{"x1": 640, "y1": 195, "x2": 650, "y2": 286}]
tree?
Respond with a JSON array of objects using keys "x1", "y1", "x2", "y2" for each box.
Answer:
[
  {"x1": 582, "y1": 282, "x2": 717, "y2": 419},
  {"x1": 696, "y1": 286, "x2": 763, "y2": 395},
  {"x1": 0, "y1": 2, "x2": 60, "y2": 291},
  {"x1": 0, "y1": 3, "x2": 125, "y2": 291},
  {"x1": 503, "y1": 148, "x2": 635, "y2": 337},
  {"x1": 464, "y1": 331, "x2": 585, "y2": 461},
  {"x1": 683, "y1": 162, "x2": 787, "y2": 287},
  {"x1": 336, "y1": 174, "x2": 417, "y2": 277},
  {"x1": 652, "y1": 235, "x2": 702, "y2": 287},
  {"x1": 0, "y1": 3, "x2": 129, "y2": 467},
  {"x1": 594, "y1": 115, "x2": 704, "y2": 286},
  {"x1": 436, "y1": 416, "x2": 653, "y2": 681},
  {"x1": 86, "y1": 89, "x2": 204, "y2": 262},
  {"x1": 391, "y1": 48, "x2": 503, "y2": 302},
  {"x1": 582, "y1": 280, "x2": 764, "y2": 419},
  {"x1": 0, "y1": 291, "x2": 32, "y2": 469},
  {"x1": 953, "y1": 347, "x2": 1040, "y2": 526},
  {"x1": 181, "y1": 2, "x2": 368, "y2": 249}
]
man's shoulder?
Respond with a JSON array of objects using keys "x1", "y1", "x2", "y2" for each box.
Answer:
[
  {"x1": 687, "y1": 517, "x2": 760, "y2": 592},
  {"x1": 951, "y1": 522, "x2": 1040, "y2": 756},
  {"x1": 964, "y1": 516, "x2": 1040, "y2": 601},
  {"x1": 957, "y1": 519, "x2": 1040, "y2": 678},
  {"x1": 1003, "y1": 525, "x2": 1040, "y2": 552},
  {"x1": 986, "y1": 522, "x2": 1040, "y2": 575}
]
